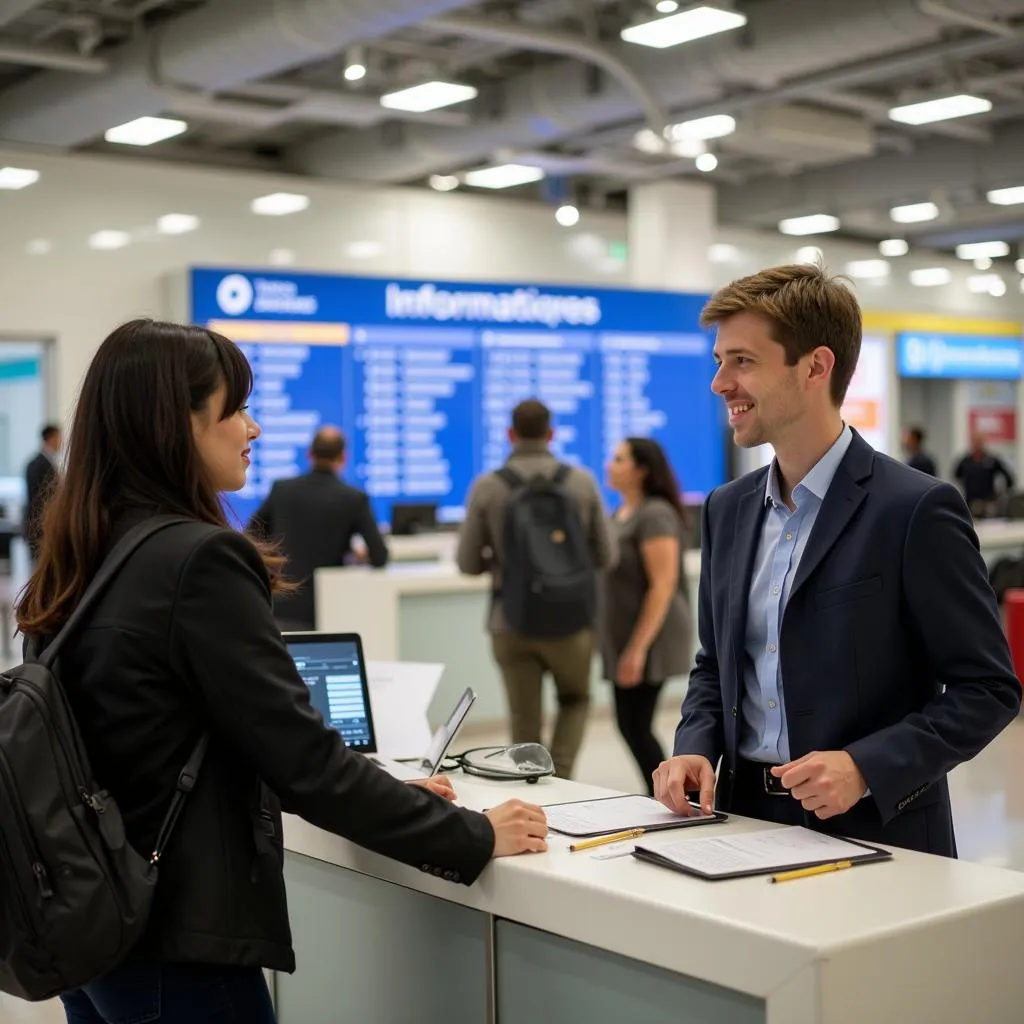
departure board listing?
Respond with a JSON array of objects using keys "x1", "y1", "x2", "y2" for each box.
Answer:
[{"x1": 191, "y1": 267, "x2": 726, "y2": 526}]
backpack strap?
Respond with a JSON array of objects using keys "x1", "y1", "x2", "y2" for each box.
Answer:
[
  {"x1": 37, "y1": 515, "x2": 194, "y2": 670},
  {"x1": 496, "y1": 466, "x2": 524, "y2": 490},
  {"x1": 150, "y1": 733, "x2": 209, "y2": 866}
]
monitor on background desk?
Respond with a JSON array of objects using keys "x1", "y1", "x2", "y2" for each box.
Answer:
[{"x1": 391, "y1": 503, "x2": 438, "y2": 536}]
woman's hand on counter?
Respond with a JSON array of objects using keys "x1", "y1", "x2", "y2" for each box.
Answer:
[
  {"x1": 408, "y1": 775, "x2": 457, "y2": 801},
  {"x1": 486, "y1": 799, "x2": 549, "y2": 857}
]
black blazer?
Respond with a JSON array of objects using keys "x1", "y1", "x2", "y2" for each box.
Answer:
[
  {"x1": 24, "y1": 451, "x2": 56, "y2": 553},
  {"x1": 250, "y1": 470, "x2": 389, "y2": 628},
  {"x1": 675, "y1": 431, "x2": 1021, "y2": 857},
  {"x1": 49, "y1": 510, "x2": 493, "y2": 972}
]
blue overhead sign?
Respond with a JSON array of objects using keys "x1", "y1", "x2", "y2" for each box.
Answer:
[{"x1": 897, "y1": 332, "x2": 1024, "y2": 380}]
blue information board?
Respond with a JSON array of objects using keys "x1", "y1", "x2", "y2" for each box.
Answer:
[
  {"x1": 897, "y1": 332, "x2": 1024, "y2": 380},
  {"x1": 190, "y1": 268, "x2": 725, "y2": 526}
]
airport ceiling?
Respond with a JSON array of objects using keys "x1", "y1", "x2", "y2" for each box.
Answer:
[{"x1": 3, "y1": 0, "x2": 1024, "y2": 263}]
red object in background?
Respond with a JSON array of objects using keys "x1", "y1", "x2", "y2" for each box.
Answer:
[
  {"x1": 968, "y1": 408, "x2": 1017, "y2": 443},
  {"x1": 1004, "y1": 590, "x2": 1024, "y2": 686}
]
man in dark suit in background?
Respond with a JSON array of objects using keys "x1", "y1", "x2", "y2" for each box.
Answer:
[
  {"x1": 655, "y1": 264, "x2": 1020, "y2": 857},
  {"x1": 902, "y1": 425, "x2": 937, "y2": 477},
  {"x1": 249, "y1": 426, "x2": 389, "y2": 630},
  {"x1": 24, "y1": 423, "x2": 62, "y2": 560}
]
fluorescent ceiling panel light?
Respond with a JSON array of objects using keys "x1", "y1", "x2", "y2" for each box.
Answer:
[
  {"x1": 845, "y1": 259, "x2": 890, "y2": 279},
  {"x1": 890, "y1": 201, "x2": 938, "y2": 224},
  {"x1": 88, "y1": 230, "x2": 130, "y2": 250},
  {"x1": 988, "y1": 186, "x2": 1024, "y2": 206},
  {"x1": 889, "y1": 93, "x2": 991, "y2": 125},
  {"x1": 380, "y1": 81, "x2": 477, "y2": 113},
  {"x1": 621, "y1": 5, "x2": 747, "y2": 49},
  {"x1": 909, "y1": 267, "x2": 951, "y2": 287},
  {"x1": 0, "y1": 166, "x2": 39, "y2": 189},
  {"x1": 671, "y1": 114, "x2": 736, "y2": 141},
  {"x1": 879, "y1": 238, "x2": 909, "y2": 256},
  {"x1": 463, "y1": 163, "x2": 545, "y2": 189},
  {"x1": 695, "y1": 152, "x2": 718, "y2": 172},
  {"x1": 157, "y1": 213, "x2": 199, "y2": 235},
  {"x1": 251, "y1": 192, "x2": 309, "y2": 216},
  {"x1": 428, "y1": 174, "x2": 459, "y2": 192},
  {"x1": 967, "y1": 273, "x2": 1005, "y2": 295},
  {"x1": 778, "y1": 214, "x2": 840, "y2": 236},
  {"x1": 104, "y1": 116, "x2": 187, "y2": 146},
  {"x1": 955, "y1": 241, "x2": 1009, "y2": 260}
]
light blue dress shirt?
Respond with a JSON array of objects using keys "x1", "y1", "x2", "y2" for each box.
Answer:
[{"x1": 740, "y1": 425, "x2": 854, "y2": 763}]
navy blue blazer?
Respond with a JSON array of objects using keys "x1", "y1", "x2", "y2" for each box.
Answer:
[{"x1": 674, "y1": 430, "x2": 1021, "y2": 856}]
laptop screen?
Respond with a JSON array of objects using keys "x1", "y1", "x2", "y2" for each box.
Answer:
[
  {"x1": 421, "y1": 686, "x2": 476, "y2": 775},
  {"x1": 285, "y1": 633, "x2": 377, "y2": 753}
]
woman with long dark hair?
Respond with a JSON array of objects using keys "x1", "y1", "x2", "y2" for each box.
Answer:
[
  {"x1": 599, "y1": 437, "x2": 691, "y2": 795},
  {"x1": 18, "y1": 319, "x2": 547, "y2": 1024}
]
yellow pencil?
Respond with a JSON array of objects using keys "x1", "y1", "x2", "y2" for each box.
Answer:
[
  {"x1": 569, "y1": 828, "x2": 646, "y2": 852},
  {"x1": 770, "y1": 860, "x2": 853, "y2": 883}
]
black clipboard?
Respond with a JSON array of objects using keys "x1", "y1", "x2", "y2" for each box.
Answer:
[
  {"x1": 632, "y1": 831, "x2": 892, "y2": 881},
  {"x1": 544, "y1": 794, "x2": 728, "y2": 838}
]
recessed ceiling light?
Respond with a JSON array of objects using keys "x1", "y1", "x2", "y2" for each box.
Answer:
[
  {"x1": 380, "y1": 81, "x2": 477, "y2": 113},
  {"x1": 1016, "y1": 258, "x2": 1024, "y2": 274},
  {"x1": 879, "y1": 238, "x2": 909, "y2": 257},
  {"x1": 657, "y1": 0, "x2": 680, "y2": 11},
  {"x1": 955, "y1": 241, "x2": 1009, "y2": 260},
  {"x1": 695, "y1": 152, "x2": 719, "y2": 172},
  {"x1": 967, "y1": 273, "x2": 1006, "y2": 296},
  {"x1": 25, "y1": 239, "x2": 52, "y2": 255},
  {"x1": 555, "y1": 204, "x2": 580, "y2": 227},
  {"x1": 890, "y1": 201, "x2": 939, "y2": 224},
  {"x1": 975, "y1": 257, "x2": 993, "y2": 270},
  {"x1": 778, "y1": 214, "x2": 840, "y2": 236},
  {"x1": 845, "y1": 259, "x2": 891, "y2": 279},
  {"x1": 621, "y1": 5, "x2": 747, "y2": 49},
  {"x1": 251, "y1": 192, "x2": 310, "y2": 216},
  {"x1": 344, "y1": 63, "x2": 367, "y2": 82},
  {"x1": 463, "y1": 163, "x2": 545, "y2": 189},
  {"x1": 104, "y1": 116, "x2": 187, "y2": 146},
  {"x1": 269, "y1": 248, "x2": 296, "y2": 266},
  {"x1": 157, "y1": 213, "x2": 199, "y2": 235},
  {"x1": 889, "y1": 93, "x2": 991, "y2": 125},
  {"x1": 428, "y1": 174, "x2": 460, "y2": 192},
  {"x1": 88, "y1": 230, "x2": 130, "y2": 250},
  {"x1": 988, "y1": 185, "x2": 1024, "y2": 206},
  {"x1": 0, "y1": 166, "x2": 40, "y2": 189},
  {"x1": 708, "y1": 243, "x2": 740, "y2": 262},
  {"x1": 909, "y1": 267, "x2": 951, "y2": 287},
  {"x1": 671, "y1": 114, "x2": 736, "y2": 141}
]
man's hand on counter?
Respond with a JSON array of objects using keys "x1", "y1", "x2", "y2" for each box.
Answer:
[
  {"x1": 408, "y1": 775, "x2": 458, "y2": 801},
  {"x1": 486, "y1": 799, "x2": 549, "y2": 856},
  {"x1": 772, "y1": 751, "x2": 867, "y2": 819},
  {"x1": 653, "y1": 755, "x2": 716, "y2": 816}
]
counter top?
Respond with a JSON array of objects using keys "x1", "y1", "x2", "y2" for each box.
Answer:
[{"x1": 284, "y1": 772, "x2": 1024, "y2": 1004}]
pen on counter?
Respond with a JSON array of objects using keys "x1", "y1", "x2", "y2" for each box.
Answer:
[
  {"x1": 569, "y1": 828, "x2": 646, "y2": 852},
  {"x1": 770, "y1": 860, "x2": 853, "y2": 883}
]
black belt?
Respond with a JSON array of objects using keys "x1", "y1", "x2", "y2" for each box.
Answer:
[{"x1": 735, "y1": 758, "x2": 788, "y2": 796}]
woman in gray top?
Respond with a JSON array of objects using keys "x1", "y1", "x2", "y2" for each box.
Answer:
[{"x1": 599, "y1": 438, "x2": 691, "y2": 795}]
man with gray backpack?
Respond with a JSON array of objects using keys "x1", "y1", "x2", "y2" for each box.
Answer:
[{"x1": 457, "y1": 400, "x2": 615, "y2": 779}]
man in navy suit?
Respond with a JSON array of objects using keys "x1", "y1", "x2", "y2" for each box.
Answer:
[{"x1": 654, "y1": 264, "x2": 1021, "y2": 856}]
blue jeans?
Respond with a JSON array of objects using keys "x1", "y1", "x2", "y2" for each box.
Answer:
[{"x1": 61, "y1": 962, "x2": 276, "y2": 1023}]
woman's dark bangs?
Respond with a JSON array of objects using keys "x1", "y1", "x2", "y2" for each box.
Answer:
[{"x1": 208, "y1": 329, "x2": 253, "y2": 418}]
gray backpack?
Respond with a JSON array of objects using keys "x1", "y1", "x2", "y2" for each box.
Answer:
[{"x1": 0, "y1": 517, "x2": 206, "y2": 1001}]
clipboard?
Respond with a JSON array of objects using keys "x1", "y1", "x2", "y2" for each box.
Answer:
[
  {"x1": 543, "y1": 793, "x2": 728, "y2": 838},
  {"x1": 632, "y1": 827, "x2": 892, "y2": 881}
]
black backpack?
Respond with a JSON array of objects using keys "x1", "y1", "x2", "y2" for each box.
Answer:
[
  {"x1": 0, "y1": 517, "x2": 206, "y2": 1001},
  {"x1": 496, "y1": 464, "x2": 597, "y2": 639}
]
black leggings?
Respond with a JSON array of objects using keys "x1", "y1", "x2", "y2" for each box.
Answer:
[{"x1": 613, "y1": 681, "x2": 665, "y2": 796}]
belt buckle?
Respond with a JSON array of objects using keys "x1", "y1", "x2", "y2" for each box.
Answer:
[{"x1": 763, "y1": 765, "x2": 787, "y2": 796}]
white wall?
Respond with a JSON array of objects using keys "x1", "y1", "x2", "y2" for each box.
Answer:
[{"x1": 0, "y1": 145, "x2": 1020, "y2": 422}]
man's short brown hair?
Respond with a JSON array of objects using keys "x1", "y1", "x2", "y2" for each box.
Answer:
[
  {"x1": 701, "y1": 263, "x2": 862, "y2": 406},
  {"x1": 511, "y1": 399, "x2": 552, "y2": 440}
]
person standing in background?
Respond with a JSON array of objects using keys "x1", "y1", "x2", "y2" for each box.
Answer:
[
  {"x1": 953, "y1": 432, "x2": 1015, "y2": 519},
  {"x1": 902, "y1": 426, "x2": 937, "y2": 477},
  {"x1": 600, "y1": 438, "x2": 691, "y2": 796},
  {"x1": 457, "y1": 400, "x2": 615, "y2": 779},
  {"x1": 249, "y1": 426, "x2": 388, "y2": 631},
  {"x1": 24, "y1": 423, "x2": 62, "y2": 560}
]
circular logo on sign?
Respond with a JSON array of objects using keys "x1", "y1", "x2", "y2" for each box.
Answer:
[{"x1": 216, "y1": 274, "x2": 254, "y2": 316}]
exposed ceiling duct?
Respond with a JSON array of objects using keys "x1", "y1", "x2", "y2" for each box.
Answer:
[
  {"x1": 0, "y1": 0, "x2": 481, "y2": 148},
  {"x1": 292, "y1": 0, "x2": 1024, "y2": 184},
  {"x1": 715, "y1": 119, "x2": 1024, "y2": 229}
]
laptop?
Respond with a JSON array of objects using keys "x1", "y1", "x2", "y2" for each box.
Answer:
[{"x1": 284, "y1": 631, "x2": 476, "y2": 780}]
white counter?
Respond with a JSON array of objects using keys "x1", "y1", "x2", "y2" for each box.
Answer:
[{"x1": 281, "y1": 772, "x2": 1024, "y2": 1023}]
